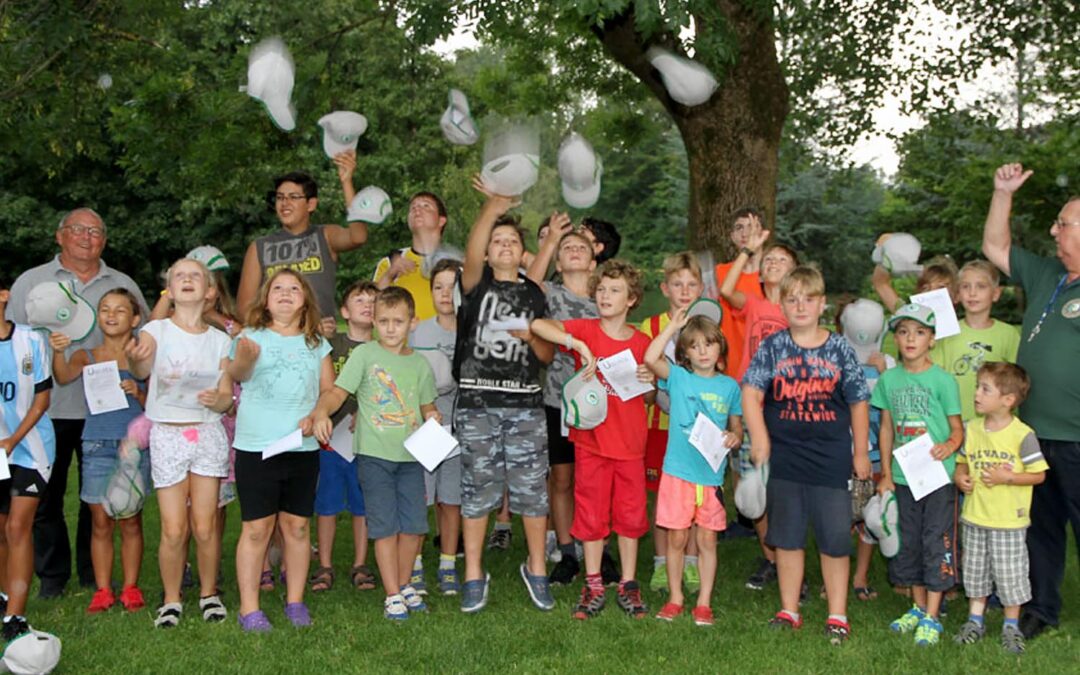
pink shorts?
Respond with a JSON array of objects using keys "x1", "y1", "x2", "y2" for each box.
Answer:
[{"x1": 655, "y1": 472, "x2": 728, "y2": 532}]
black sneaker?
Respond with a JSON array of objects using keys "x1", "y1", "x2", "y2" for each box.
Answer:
[
  {"x1": 616, "y1": 581, "x2": 648, "y2": 618},
  {"x1": 1019, "y1": 611, "x2": 1050, "y2": 640},
  {"x1": 1, "y1": 616, "x2": 29, "y2": 642},
  {"x1": 486, "y1": 528, "x2": 512, "y2": 551},
  {"x1": 572, "y1": 585, "x2": 606, "y2": 620},
  {"x1": 745, "y1": 558, "x2": 777, "y2": 590},
  {"x1": 549, "y1": 555, "x2": 580, "y2": 585},
  {"x1": 600, "y1": 550, "x2": 620, "y2": 587}
]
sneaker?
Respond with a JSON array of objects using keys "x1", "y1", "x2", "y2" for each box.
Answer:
[
  {"x1": 549, "y1": 555, "x2": 580, "y2": 586},
  {"x1": 87, "y1": 587, "x2": 116, "y2": 614},
  {"x1": 768, "y1": 611, "x2": 803, "y2": 630},
  {"x1": 691, "y1": 606, "x2": 714, "y2": 627},
  {"x1": 572, "y1": 585, "x2": 606, "y2": 620},
  {"x1": 384, "y1": 594, "x2": 408, "y2": 621},
  {"x1": 655, "y1": 602, "x2": 684, "y2": 622},
  {"x1": 120, "y1": 585, "x2": 146, "y2": 612},
  {"x1": 401, "y1": 585, "x2": 428, "y2": 613},
  {"x1": 1001, "y1": 623, "x2": 1026, "y2": 654},
  {"x1": 1019, "y1": 611, "x2": 1050, "y2": 640},
  {"x1": 616, "y1": 581, "x2": 648, "y2": 618},
  {"x1": 486, "y1": 527, "x2": 512, "y2": 551},
  {"x1": 1, "y1": 616, "x2": 29, "y2": 642},
  {"x1": 155, "y1": 602, "x2": 183, "y2": 629},
  {"x1": 914, "y1": 616, "x2": 943, "y2": 646},
  {"x1": 438, "y1": 567, "x2": 460, "y2": 596},
  {"x1": 460, "y1": 572, "x2": 490, "y2": 614},
  {"x1": 545, "y1": 531, "x2": 562, "y2": 563},
  {"x1": 199, "y1": 594, "x2": 227, "y2": 622},
  {"x1": 746, "y1": 558, "x2": 777, "y2": 590},
  {"x1": 683, "y1": 564, "x2": 701, "y2": 595},
  {"x1": 409, "y1": 568, "x2": 428, "y2": 596},
  {"x1": 890, "y1": 605, "x2": 926, "y2": 634},
  {"x1": 600, "y1": 550, "x2": 620, "y2": 587},
  {"x1": 649, "y1": 563, "x2": 669, "y2": 593},
  {"x1": 284, "y1": 602, "x2": 311, "y2": 627},
  {"x1": 825, "y1": 617, "x2": 851, "y2": 645},
  {"x1": 238, "y1": 609, "x2": 273, "y2": 632},
  {"x1": 954, "y1": 619, "x2": 986, "y2": 645},
  {"x1": 520, "y1": 563, "x2": 555, "y2": 611}
]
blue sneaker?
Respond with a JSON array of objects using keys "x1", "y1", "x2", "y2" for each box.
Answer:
[
  {"x1": 438, "y1": 567, "x2": 460, "y2": 596},
  {"x1": 914, "y1": 616, "x2": 943, "y2": 646},
  {"x1": 520, "y1": 562, "x2": 555, "y2": 611},
  {"x1": 383, "y1": 594, "x2": 408, "y2": 621},
  {"x1": 890, "y1": 605, "x2": 926, "y2": 634},
  {"x1": 460, "y1": 572, "x2": 490, "y2": 614},
  {"x1": 409, "y1": 567, "x2": 428, "y2": 596},
  {"x1": 400, "y1": 585, "x2": 428, "y2": 613}
]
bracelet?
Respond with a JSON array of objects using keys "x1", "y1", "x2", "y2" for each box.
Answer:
[
  {"x1": 740, "y1": 247, "x2": 755, "y2": 258},
  {"x1": 564, "y1": 333, "x2": 574, "y2": 351}
]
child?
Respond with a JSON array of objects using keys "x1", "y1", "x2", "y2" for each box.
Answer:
[
  {"x1": 742, "y1": 266, "x2": 871, "y2": 644},
  {"x1": 932, "y1": 260, "x2": 1020, "y2": 421},
  {"x1": 227, "y1": 270, "x2": 334, "y2": 631},
  {"x1": 640, "y1": 252, "x2": 704, "y2": 593},
  {"x1": 531, "y1": 259, "x2": 654, "y2": 620},
  {"x1": 954, "y1": 363, "x2": 1047, "y2": 654},
  {"x1": 714, "y1": 208, "x2": 766, "y2": 380},
  {"x1": 410, "y1": 259, "x2": 464, "y2": 595},
  {"x1": 126, "y1": 258, "x2": 235, "y2": 628},
  {"x1": 579, "y1": 216, "x2": 621, "y2": 264},
  {"x1": 314, "y1": 287, "x2": 439, "y2": 621},
  {"x1": 872, "y1": 247, "x2": 959, "y2": 359},
  {"x1": 872, "y1": 303, "x2": 964, "y2": 646},
  {"x1": 645, "y1": 310, "x2": 743, "y2": 626},
  {"x1": 0, "y1": 276, "x2": 55, "y2": 641},
  {"x1": 453, "y1": 178, "x2": 554, "y2": 614},
  {"x1": 49, "y1": 289, "x2": 150, "y2": 614},
  {"x1": 310, "y1": 281, "x2": 376, "y2": 595}
]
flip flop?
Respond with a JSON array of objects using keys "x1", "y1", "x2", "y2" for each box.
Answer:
[{"x1": 854, "y1": 585, "x2": 878, "y2": 601}]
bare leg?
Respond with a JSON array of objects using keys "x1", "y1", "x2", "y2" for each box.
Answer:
[
  {"x1": 316, "y1": 515, "x2": 336, "y2": 569},
  {"x1": 351, "y1": 516, "x2": 369, "y2": 567},
  {"x1": 925, "y1": 588, "x2": 943, "y2": 618},
  {"x1": 686, "y1": 524, "x2": 699, "y2": 557},
  {"x1": 695, "y1": 527, "x2": 718, "y2": 608},
  {"x1": 523, "y1": 515, "x2": 547, "y2": 576},
  {"x1": 820, "y1": 552, "x2": 850, "y2": 617},
  {"x1": 549, "y1": 464, "x2": 574, "y2": 546},
  {"x1": 755, "y1": 515, "x2": 775, "y2": 562},
  {"x1": 188, "y1": 474, "x2": 221, "y2": 598},
  {"x1": 582, "y1": 539, "x2": 604, "y2": 576},
  {"x1": 666, "y1": 528, "x2": 689, "y2": 605},
  {"x1": 438, "y1": 505, "x2": 460, "y2": 558},
  {"x1": 236, "y1": 515, "x2": 275, "y2": 615},
  {"x1": 853, "y1": 537, "x2": 874, "y2": 590},
  {"x1": 89, "y1": 504, "x2": 116, "y2": 590},
  {"x1": 463, "y1": 515, "x2": 488, "y2": 581},
  {"x1": 118, "y1": 514, "x2": 144, "y2": 588},
  {"x1": 397, "y1": 534, "x2": 423, "y2": 589},
  {"x1": 4, "y1": 498, "x2": 38, "y2": 616},
  {"x1": 775, "y1": 548, "x2": 804, "y2": 615},
  {"x1": 279, "y1": 512, "x2": 311, "y2": 605},
  {"x1": 617, "y1": 535, "x2": 639, "y2": 582},
  {"x1": 0, "y1": 513, "x2": 8, "y2": 594},
  {"x1": 156, "y1": 479, "x2": 192, "y2": 605},
  {"x1": 374, "y1": 536, "x2": 401, "y2": 594}
]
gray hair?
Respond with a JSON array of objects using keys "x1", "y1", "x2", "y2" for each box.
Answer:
[{"x1": 56, "y1": 207, "x2": 106, "y2": 234}]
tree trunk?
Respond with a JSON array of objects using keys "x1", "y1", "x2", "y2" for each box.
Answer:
[{"x1": 594, "y1": 1, "x2": 788, "y2": 261}]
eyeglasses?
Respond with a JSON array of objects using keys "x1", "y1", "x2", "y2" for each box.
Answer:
[
  {"x1": 62, "y1": 224, "x2": 105, "y2": 239},
  {"x1": 1052, "y1": 218, "x2": 1080, "y2": 229},
  {"x1": 275, "y1": 193, "x2": 308, "y2": 203}
]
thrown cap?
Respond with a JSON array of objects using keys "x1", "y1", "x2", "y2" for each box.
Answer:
[
  {"x1": 558, "y1": 133, "x2": 603, "y2": 209},
  {"x1": 318, "y1": 111, "x2": 368, "y2": 158},
  {"x1": 25, "y1": 283, "x2": 96, "y2": 342},
  {"x1": 878, "y1": 490, "x2": 901, "y2": 558},
  {"x1": 647, "y1": 47, "x2": 718, "y2": 107},
  {"x1": 347, "y1": 186, "x2": 393, "y2": 225},
  {"x1": 871, "y1": 233, "x2": 922, "y2": 275},
  {"x1": 561, "y1": 369, "x2": 608, "y2": 431},
  {"x1": 481, "y1": 124, "x2": 540, "y2": 197},
  {"x1": 440, "y1": 89, "x2": 479, "y2": 145},
  {"x1": 246, "y1": 37, "x2": 296, "y2": 131}
]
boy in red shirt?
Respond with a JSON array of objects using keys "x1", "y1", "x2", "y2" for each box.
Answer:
[{"x1": 532, "y1": 260, "x2": 654, "y2": 619}]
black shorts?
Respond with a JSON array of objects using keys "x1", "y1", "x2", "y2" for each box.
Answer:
[
  {"x1": 764, "y1": 477, "x2": 852, "y2": 557},
  {"x1": 887, "y1": 483, "x2": 958, "y2": 592},
  {"x1": 545, "y1": 405, "x2": 575, "y2": 466},
  {"x1": 235, "y1": 450, "x2": 320, "y2": 522},
  {"x1": 0, "y1": 466, "x2": 49, "y2": 514}
]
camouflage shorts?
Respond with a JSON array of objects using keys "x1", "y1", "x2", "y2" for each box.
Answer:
[{"x1": 454, "y1": 407, "x2": 548, "y2": 519}]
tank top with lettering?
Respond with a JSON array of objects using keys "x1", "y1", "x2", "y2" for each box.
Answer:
[{"x1": 255, "y1": 226, "x2": 338, "y2": 317}]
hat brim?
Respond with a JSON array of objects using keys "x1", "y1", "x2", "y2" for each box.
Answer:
[
  {"x1": 261, "y1": 99, "x2": 296, "y2": 131},
  {"x1": 562, "y1": 180, "x2": 601, "y2": 209},
  {"x1": 687, "y1": 298, "x2": 723, "y2": 324},
  {"x1": 440, "y1": 108, "x2": 479, "y2": 145},
  {"x1": 888, "y1": 314, "x2": 934, "y2": 332},
  {"x1": 64, "y1": 297, "x2": 97, "y2": 343},
  {"x1": 481, "y1": 154, "x2": 539, "y2": 197},
  {"x1": 322, "y1": 134, "x2": 359, "y2": 159}
]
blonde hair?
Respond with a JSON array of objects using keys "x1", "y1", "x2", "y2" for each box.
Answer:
[
  {"x1": 589, "y1": 259, "x2": 645, "y2": 309},
  {"x1": 959, "y1": 259, "x2": 1000, "y2": 287},
  {"x1": 674, "y1": 316, "x2": 727, "y2": 372},
  {"x1": 661, "y1": 251, "x2": 702, "y2": 282},
  {"x1": 245, "y1": 270, "x2": 323, "y2": 348},
  {"x1": 779, "y1": 265, "x2": 825, "y2": 300}
]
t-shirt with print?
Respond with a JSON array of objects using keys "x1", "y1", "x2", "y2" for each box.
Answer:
[
  {"x1": 232, "y1": 329, "x2": 331, "y2": 453},
  {"x1": 742, "y1": 330, "x2": 871, "y2": 489},
  {"x1": 659, "y1": 365, "x2": 742, "y2": 486},
  {"x1": 734, "y1": 293, "x2": 788, "y2": 382},
  {"x1": 411, "y1": 318, "x2": 457, "y2": 421},
  {"x1": 453, "y1": 266, "x2": 547, "y2": 410},
  {"x1": 562, "y1": 318, "x2": 651, "y2": 461},
  {"x1": 373, "y1": 249, "x2": 436, "y2": 321},
  {"x1": 141, "y1": 319, "x2": 231, "y2": 424},
  {"x1": 958, "y1": 416, "x2": 1048, "y2": 529},
  {"x1": 0, "y1": 323, "x2": 55, "y2": 470},
  {"x1": 860, "y1": 357, "x2": 894, "y2": 465},
  {"x1": 931, "y1": 319, "x2": 1020, "y2": 421},
  {"x1": 870, "y1": 363, "x2": 961, "y2": 484},
  {"x1": 714, "y1": 262, "x2": 762, "y2": 381},
  {"x1": 328, "y1": 332, "x2": 365, "y2": 426},
  {"x1": 335, "y1": 342, "x2": 437, "y2": 462},
  {"x1": 544, "y1": 283, "x2": 597, "y2": 409},
  {"x1": 640, "y1": 312, "x2": 672, "y2": 431}
]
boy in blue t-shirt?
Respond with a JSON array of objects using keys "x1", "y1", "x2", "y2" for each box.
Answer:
[
  {"x1": 743, "y1": 267, "x2": 871, "y2": 645},
  {"x1": 0, "y1": 277, "x2": 56, "y2": 640}
]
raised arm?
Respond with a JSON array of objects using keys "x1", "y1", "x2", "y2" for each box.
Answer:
[
  {"x1": 226, "y1": 336, "x2": 261, "y2": 383},
  {"x1": 871, "y1": 262, "x2": 902, "y2": 314},
  {"x1": 525, "y1": 212, "x2": 571, "y2": 286},
  {"x1": 236, "y1": 241, "x2": 262, "y2": 319},
  {"x1": 324, "y1": 151, "x2": 369, "y2": 252},
  {"x1": 461, "y1": 175, "x2": 518, "y2": 294},
  {"x1": 982, "y1": 163, "x2": 1032, "y2": 276},
  {"x1": 334, "y1": 149, "x2": 357, "y2": 206},
  {"x1": 643, "y1": 306, "x2": 688, "y2": 381},
  {"x1": 124, "y1": 332, "x2": 157, "y2": 381},
  {"x1": 719, "y1": 228, "x2": 769, "y2": 310}
]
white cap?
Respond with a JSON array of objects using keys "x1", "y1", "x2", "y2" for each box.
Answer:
[
  {"x1": 317, "y1": 110, "x2": 368, "y2": 158},
  {"x1": 419, "y1": 243, "x2": 464, "y2": 279},
  {"x1": 481, "y1": 124, "x2": 540, "y2": 196},
  {"x1": 871, "y1": 233, "x2": 922, "y2": 275},
  {"x1": 2, "y1": 630, "x2": 62, "y2": 675},
  {"x1": 840, "y1": 298, "x2": 886, "y2": 364},
  {"x1": 646, "y1": 47, "x2": 718, "y2": 107},
  {"x1": 347, "y1": 186, "x2": 393, "y2": 224},
  {"x1": 735, "y1": 464, "x2": 768, "y2": 520},
  {"x1": 557, "y1": 133, "x2": 603, "y2": 209},
  {"x1": 186, "y1": 245, "x2": 229, "y2": 272},
  {"x1": 246, "y1": 37, "x2": 296, "y2": 131},
  {"x1": 878, "y1": 490, "x2": 901, "y2": 558},
  {"x1": 440, "y1": 89, "x2": 479, "y2": 145},
  {"x1": 102, "y1": 448, "x2": 148, "y2": 520},
  {"x1": 25, "y1": 282, "x2": 97, "y2": 342},
  {"x1": 862, "y1": 494, "x2": 885, "y2": 542}
]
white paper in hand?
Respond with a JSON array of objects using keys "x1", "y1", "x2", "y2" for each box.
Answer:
[
  {"x1": 0, "y1": 450, "x2": 9, "y2": 481},
  {"x1": 688, "y1": 413, "x2": 730, "y2": 473},
  {"x1": 83, "y1": 360, "x2": 129, "y2": 415},
  {"x1": 262, "y1": 428, "x2": 303, "y2": 460},
  {"x1": 597, "y1": 349, "x2": 654, "y2": 401},
  {"x1": 893, "y1": 433, "x2": 950, "y2": 501},
  {"x1": 487, "y1": 316, "x2": 529, "y2": 332},
  {"x1": 404, "y1": 418, "x2": 459, "y2": 472},
  {"x1": 329, "y1": 415, "x2": 354, "y2": 463},
  {"x1": 910, "y1": 288, "x2": 961, "y2": 340}
]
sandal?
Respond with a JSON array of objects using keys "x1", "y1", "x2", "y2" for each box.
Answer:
[
  {"x1": 854, "y1": 585, "x2": 878, "y2": 601},
  {"x1": 351, "y1": 564, "x2": 376, "y2": 591},
  {"x1": 310, "y1": 566, "x2": 334, "y2": 592},
  {"x1": 259, "y1": 569, "x2": 274, "y2": 592}
]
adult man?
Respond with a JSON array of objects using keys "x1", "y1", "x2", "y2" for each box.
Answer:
[
  {"x1": 981, "y1": 163, "x2": 1080, "y2": 640},
  {"x1": 6, "y1": 208, "x2": 150, "y2": 597},
  {"x1": 236, "y1": 158, "x2": 368, "y2": 329}
]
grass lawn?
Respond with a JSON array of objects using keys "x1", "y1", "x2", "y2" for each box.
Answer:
[{"x1": 29, "y1": 464, "x2": 1079, "y2": 673}]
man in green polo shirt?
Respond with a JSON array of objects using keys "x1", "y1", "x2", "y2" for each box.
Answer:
[{"x1": 981, "y1": 163, "x2": 1080, "y2": 640}]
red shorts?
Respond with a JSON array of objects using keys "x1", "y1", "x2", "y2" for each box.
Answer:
[
  {"x1": 655, "y1": 472, "x2": 727, "y2": 532},
  {"x1": 570, "y1": 446, "x2": 649, "y2": 542},
  {"x1": 644, "y1": 428, "x2": 668, "y2": 493}
]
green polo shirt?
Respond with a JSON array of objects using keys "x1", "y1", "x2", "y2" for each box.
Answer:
[{"x1": 1009, "y1": 246, "x2": 1080, "y2": 441}]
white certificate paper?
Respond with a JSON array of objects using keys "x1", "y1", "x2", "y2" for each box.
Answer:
[
  {"x1": 262, "y1": 428, "x2": 303, "y2": 460},
  {"x1": 487, "y1": 316, "x2": 529, "y2": 332},
  {"x1": 893, "y1": 433, "x2": 950, "y2": 501},
  {"x1": 688, "y1": 413, "x2": 730, "y2": 473},
  {"x1": 83, "y1": 360, "x2": 129, "y2": 415},
  {"x1": 910, "y1": 288, "x2": 961, "y2": 340},
  {"x1": 329, "y1": 415, "x2": 354, "y2": 463},
  {"x1": 165, "y1": 370, "x2": 221, "y2": 410},
  {"x1": 404, "y1": 418, "x2": 460, "y2": 472},
  {"x1": 597, "y1": 349, "x2": 654, "y2": 402}
]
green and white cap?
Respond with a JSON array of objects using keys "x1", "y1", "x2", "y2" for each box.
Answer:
[
  {"x1": 24, "y1": 282, "x2": 96, "y2": 342},
  {"x1": 872, "y1": 233, "x2": 922, "y2": 275},
  {"x1": 888, "y1": 302, "x2": 936, "y2": 332},
  {"x1": 245, "y1": 37, "x2": 296, "y2": 131},
  {"x1": 318, "y1": 110, "x2": 368, "y2": 158},
  {"x1": 2, "y1": 629, "x2": 62, "y2": 674},
  {"x1": 560, "y1": 368, "x2": 608, "y2": 431},
  {"x1": 735, "y1": 463, "x2": 768, "y2": 520},
  {"x1": 440, "y1": 89, "x2": 479, "y2": 146},
  {"x1": 686, "y1": 297, "x2": 723, "y2": 325},
  {"x1": 102, "y1": 444, "x2": 148, "y2": 520},
  {"x1": 186, "y1": 245, "x2": 229, "y2": 272},
  {"x1": 878, "y1": 490, "x2": 901, "y2": 558},
  {"x1": 347, "y1": 186, "x2": 393, "y2": 225}
]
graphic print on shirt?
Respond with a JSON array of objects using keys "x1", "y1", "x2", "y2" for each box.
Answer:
[
  {"x1": 886, "y1": 385, "x2": 930, "y2": 443},
  {"x1": 247, "y1": 345, "x2": 318, "y2": 404},
  {"x1": 748, "y1": 315, "x2": 788, "y2": 357},
  {"x1": 950, "y1": 340, "x2": 992, "y2": 376},
  {"x1": 261, "y1": 229, "x2": 325, "y2": 276},
  {"x1": 368, "y1": 366, "x2": 417, "y2": 430},
  {"x1": 674, "y1": 389, "x2": 732, "y2": 439},
  {"x1": 770, "y1": 354, "x2": 843, "y2": 423},
  {"x1": 459, "y1": 288, "x2": 536, "y2": 394}
]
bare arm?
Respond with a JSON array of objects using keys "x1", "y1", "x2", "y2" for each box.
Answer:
[
  {"x1": 150, "y1": 292, "x2": 171, "y2": 321},
  {"x1": 740, "y1": 385, "x2": 769, "y2": 466},
  {"x1": 124, "y1": 332, "x2": 157, "y2": 381},
  {"x1": 0, "y1": 389, "x2": 50, "y2": 457},
  {"x1": 643, "y1": 306, "x2": 688, "y2": 381},
  {"x1": 47, "y1": 333, "x2": 88, "y2": 385},
  {"x1": 312, "y1": 386, "x2": 351, "y2": 443},
  {"x1": 872, "y1": 264, "x2": 902, "y2": 314},
  {"x1": 530, "y1": 318, "x2": 595, "y2": 376},
  {"x1": 462, "y1": 176, "x2": 518, "y2": 295},
  {"x1": 877, "y1": 408, "x2": 895, "y2": 495},
  {"x1": 850, "y1": 400, "x2": 871, "y2": 479},
  {"x1": 420, "y1": 401, "x2": 441, "y2": 424},
  {"x1": 323, "y1": 221, "x2": 369, "y2": 254},
  {"x1": 299, "y1": 355, "x2": 337, "y2": 437},
  {"x1": 334, "y1": 149, "x2": 357, "y2": 206},
  {"x1": 525, "y1": 212, "x2": 571, "y2": 287},
  {"x1": 982, "y1": 163, "x2": 1033, "y2": 276},
  {"x1": 930, "y1": 414, "x2": 965, "y2": 461},
  {"x1": 236, "y1": 241, "x2": 262, "y2": 320},
  {"x1": 981, "y1": 465, "x2": 1045, "y2": 488},
  {"x1": 226, "y1": 336, "x2": 261, "y2": 383},
  {"x1": 720, "y1": 227, "x2": 769, "y2": 310},
  {"x1": 954, "y1": 461, "x2": 974, "y2": 494}
]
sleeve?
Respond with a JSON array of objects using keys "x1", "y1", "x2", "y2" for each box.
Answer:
[
  {"x1": 141, "y1": 319, "x2": 162, "y2": 344},
  {"x1": 1018, "y1": 432, "x2": 1048, "y2": 472},
  {"x1": 1008, "y1": 246, "x2": 1057, "y2": 295},
  {"x1": 215, "y1": 330, "x2": 232, "y2": 362},
  {"x1": 728, "y1": 377, "x2": 743, "y2": 417},
  {"x1": 869, "y1": 370, "x2": 890, "y2": 411},
  {"x1": 940, "y1": 370, "x2": 962, "y2": 416},
  {"x1": 838, "y1": 338, "x2": 871, "y2": 403},
  {"x1": 335, "y1": 345, "x2": 366, "y2": 394},
  {"x1": 562, "y1": 318, "x2": 587, "y2": 341},
  {"x1": 418, "y1": 357, "x2": 438, "y2": 406},
  {"x1": 740, "y1": 334, "x2": 775, "y2": 391},
  {"x1": 317, "y1": 336, "x2": 332, "y2": 360},
  {"x1": 662, "y1": 364, "x2": 684, "y2": 394},
  {"x1": 372, "y1": 256, "x2": 391, "y2": 283}
]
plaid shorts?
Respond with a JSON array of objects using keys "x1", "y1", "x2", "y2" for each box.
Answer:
[{"x1": 961, "y1": 522, "x2": 1031, "y2": 607}]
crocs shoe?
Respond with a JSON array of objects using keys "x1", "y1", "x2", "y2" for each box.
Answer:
[
  {"x1": 890, "y1": 605, "x2": 926, "y2": 634},
  {"x1": 238, "y1": 610, "x2": 272, "y2": 633},
  {"x1": 284, "y1": 602, "x2": 311, "y2": 627},
  {"x1": 914, "y1": 616, "x2": 943, "y2": 647}
]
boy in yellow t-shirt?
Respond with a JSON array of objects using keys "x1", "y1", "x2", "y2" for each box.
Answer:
[{"x1": 954, "y1": 362, "x2": 1048, "y2": 654}]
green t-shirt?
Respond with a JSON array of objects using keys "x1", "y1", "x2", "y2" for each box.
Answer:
[
  {"x1": 931, "y1": 319, "x2": 1020, "y2": 421},
  {"x1": 334, "y1": 342, "x2": 437, "y2": 462},
  {"x1": 870, "y1": 364, "x2": 962, "y2": 484},
  {"x1": 1009, "y1": 246, "x2": 1080, "y2": 441}
]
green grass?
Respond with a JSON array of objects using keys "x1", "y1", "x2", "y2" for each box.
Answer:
[{"x1": 30, "y1": 464, "x2": 1079, "y2": 673}]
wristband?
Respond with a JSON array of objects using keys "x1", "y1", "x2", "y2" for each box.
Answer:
[
  {"x1": 740, "y1": 247, "x2": 755, "y2": 258},
  {"x1": 564, "y1": 334, "x2": 574, "y2": 351}
]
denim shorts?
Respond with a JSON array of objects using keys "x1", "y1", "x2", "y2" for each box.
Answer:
[
  {"x1": 356, "y1": 455, "x2": 427, "y2": 539},
  {"x1": 81, "y1": 439, "x2": 151, "y2": 505}
]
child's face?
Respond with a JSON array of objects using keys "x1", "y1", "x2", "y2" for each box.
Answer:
[
  {"x1": 781, "y1": 289, "x2": 826, "y2": 329},
  {"x1": 486, "y1": 224, "x2": 524, "y2": 272},
  {"x1": 555, "y1": 234, "x2": 594, "y2": 274},
  {"x1": 341, "y1": 291, "x2": 375, "y2": 328},
  {"x1": 375, "y1": 302, "x2": 416, "y2": 350},
  {"x1": 661, "y1": 269, "x2": 703, "y2": 311},
  {"x1": 267, "y1": 274, "x2": 306, "y2": 318},
  {"x1": 168, "y1": 260, "x2": 209, "y2": 303},
  {"x1": 916, "y1": 276, "x2": 959, "y2": 303},
  {"x1": 431, "y1": 271, "x2": 457, "y2": 317},
  {"x1": 894, "y1": 320, "x2": 934, "y2": 363},
  {"x1": 98, "y1": 294, "x2": 139, "y2": 337},
  {"x1": 974, "y1": 376, "x2": 1015, "y2": 417},
  {"x1": 729, "y1": 215, "x2": 755, "y2": 249},
  {"x1": 685, "y1": 332, "x2": 722, "y2": 374},
  {"x1": 761, "y1": 248, "x2": 796, "y2": 285},
  {"x1": 595, "y1": 276, "x2": 634, "y2": 319},
  {"x1": 958, "y1": 269, "x2": 1000, "y2": 316}
]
